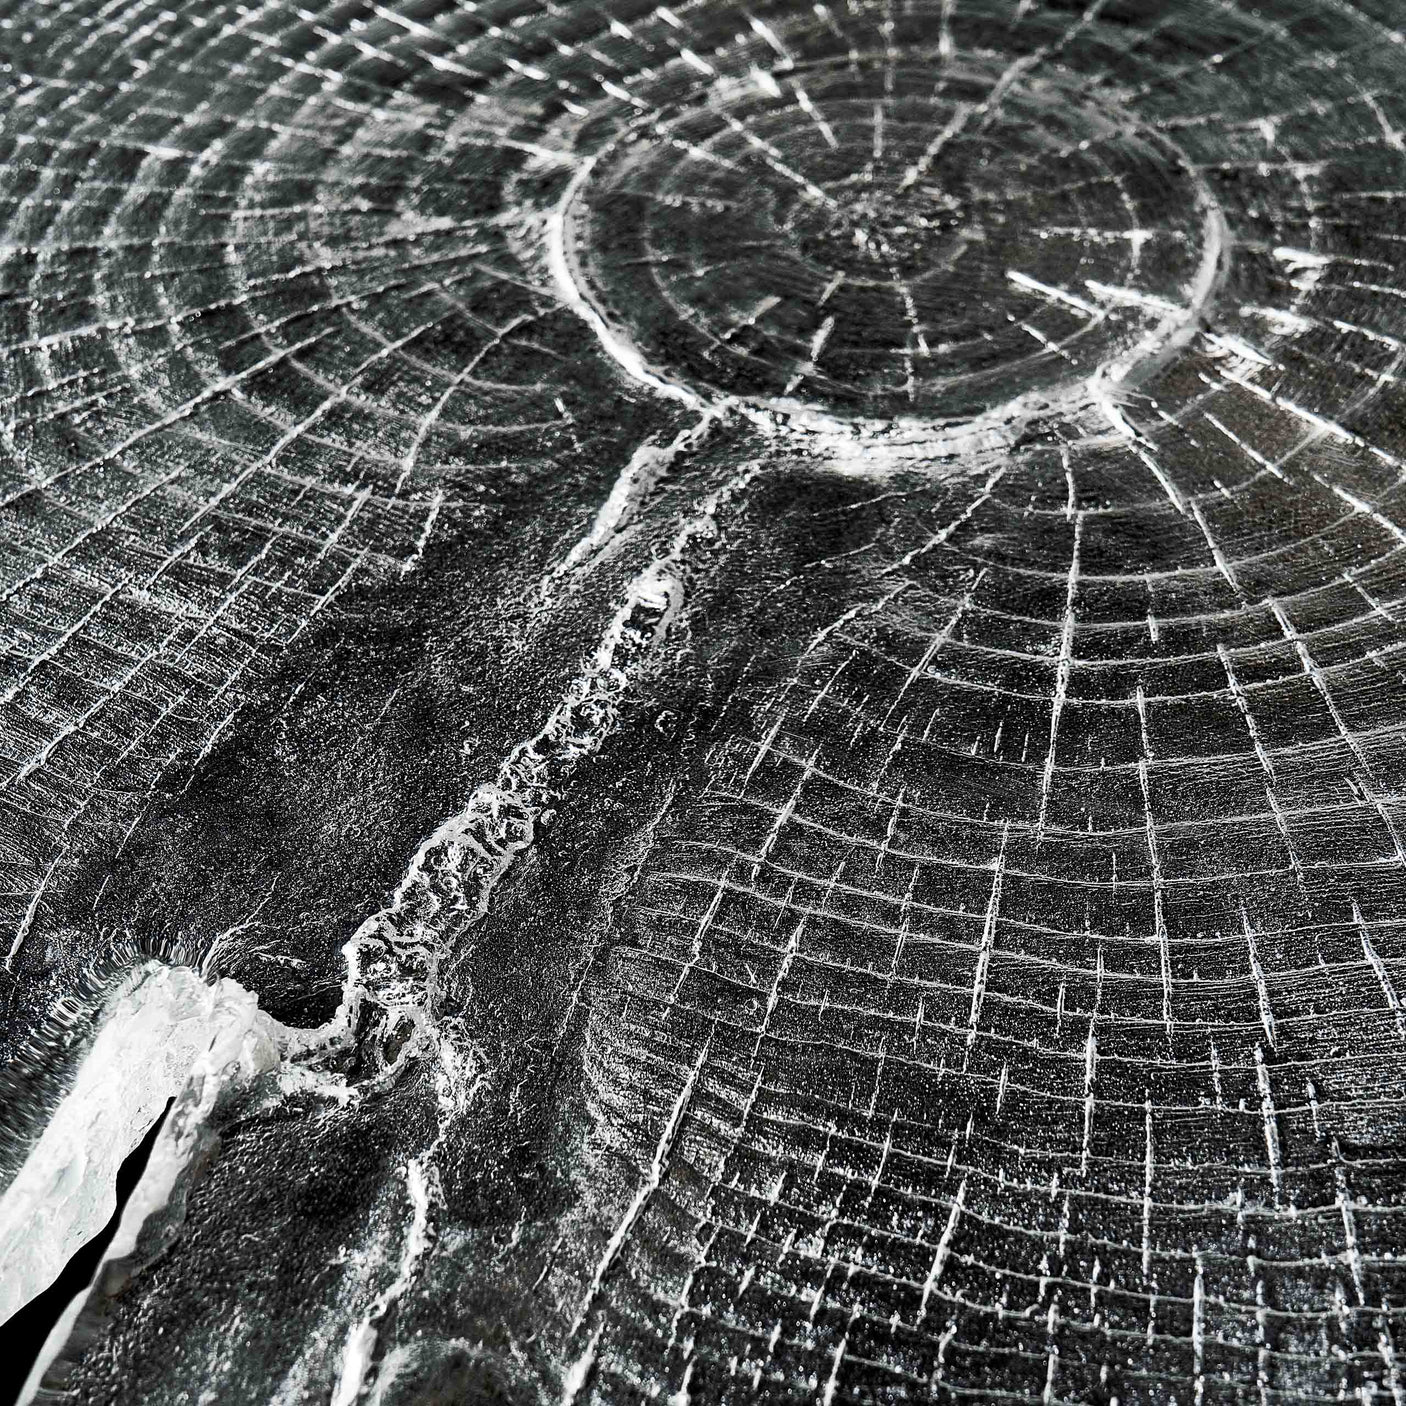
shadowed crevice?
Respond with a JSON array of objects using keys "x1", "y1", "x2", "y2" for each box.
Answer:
[{"x1": 0, "y1": 1101, "x2": 171, "y2": 1406}]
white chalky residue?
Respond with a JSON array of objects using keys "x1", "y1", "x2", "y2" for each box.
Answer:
[{"x1": 0, "y1": 964, "x2": 284, "y2": 1326}]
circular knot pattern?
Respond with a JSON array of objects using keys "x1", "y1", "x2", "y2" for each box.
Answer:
[{"x1": 563, "y1": 58, "x2": 1222, "y2": 419}]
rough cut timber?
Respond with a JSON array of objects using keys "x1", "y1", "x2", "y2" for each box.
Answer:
[{"x1": 2, "y1": 2, "x2": 1406, "y2": 1405}]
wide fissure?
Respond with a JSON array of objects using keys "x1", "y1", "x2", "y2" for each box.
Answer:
[{"x1": 0, "y1": 1102, "x2": 172, "y2": 1406}]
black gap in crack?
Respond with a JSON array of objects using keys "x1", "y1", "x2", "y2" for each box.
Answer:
[{"x1": 0, "y1": 1099, "x2": 173, "y2": 1406}]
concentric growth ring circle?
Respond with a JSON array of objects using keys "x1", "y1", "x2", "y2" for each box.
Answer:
[{"x1": 558, "y1": 54, "x2": 1226, "y2": 420}]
